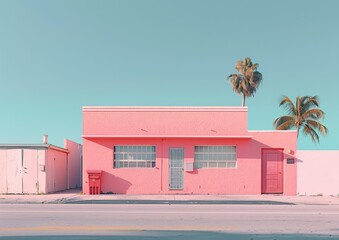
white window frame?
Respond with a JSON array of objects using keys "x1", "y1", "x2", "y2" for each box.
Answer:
[
  {"x1": 113, "y1": 145, "x2": 156, "y2": 168},
  {"x1": 194, "y1": 145, "x2": 237, "y2": 169}
]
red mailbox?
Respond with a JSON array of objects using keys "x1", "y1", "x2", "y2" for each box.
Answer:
[{"x1": 87, "y1": 170, "x2": 102, "y2": 195}]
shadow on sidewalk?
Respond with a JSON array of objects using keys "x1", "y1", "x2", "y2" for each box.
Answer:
[
  {"x1": 63, "y1": 199, "x2": 295, "y2": 205},
  {"x1": 0, "y1": 231, "x2": 336, "y2": 240}
]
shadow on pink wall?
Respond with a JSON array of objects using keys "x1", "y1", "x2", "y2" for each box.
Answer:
[{"x1": 101, "y1": 171, "x2": 132, "y2": 194}]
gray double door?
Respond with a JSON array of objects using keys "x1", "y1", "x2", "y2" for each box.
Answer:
[{"x1": 169, "y1": 148, "x2": 184, "y2": 190}]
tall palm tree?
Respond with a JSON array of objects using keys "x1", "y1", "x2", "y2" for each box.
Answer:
[
  {"x1": 273, "y1": 95, "x2": 328, "y2": 143},
  {"x1": 227, "y1": 57, "x2": 263, "y2": 106}
]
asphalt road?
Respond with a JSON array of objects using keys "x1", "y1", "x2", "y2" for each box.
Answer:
[{"x1": 1, "y1": 204, "x2": 339, "y2": 239}]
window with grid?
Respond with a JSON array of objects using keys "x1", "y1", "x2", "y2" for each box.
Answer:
[
  {"x1": 194, "y1": 146, "x2": 237, "y2": 169},
  {"x1": 114, "y1": 146, "x2": 156, "y2": 168}
]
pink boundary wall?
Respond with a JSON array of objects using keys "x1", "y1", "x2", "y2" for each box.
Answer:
[
  {"x1": 83, "y1": 107, "x2": 298, "y2": 195},
  {"x1": 297, "y1": 150, "x2": 339, "y2": 196},
  {"x1": 65, "y1": 139, "x2": 83, "y2": 189},
  {"x1": 46, "y1": 148, "x2": 67, "y2": 193}
]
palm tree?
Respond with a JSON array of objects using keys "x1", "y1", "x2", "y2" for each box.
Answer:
[
  {"x1": 273, "y1": 95, "x2": 328, "y2": 143},
  {"x1": 227, "y1": 57, "x2": 263, "y2": 106}
]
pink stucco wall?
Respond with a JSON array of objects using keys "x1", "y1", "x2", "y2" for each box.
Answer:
[
  {"x1": 64, "y1": 139, "x2": 82, "y2": 189},
  {"x1": 82, "y1": 107, "x2": 298, "y2": 195},
  {"x1": 46, "y1": 148, "x2": 67, "y2": 193},
  {"x1": 83, "y1": 107, "x2": 249, "y2": 137},
  {"x1": 0, "y1": 150, "x2": 11, "y2": 193},
  {"x1": 297, "y1": 150, "x2": 339, "y2": 196},
  {"x1": 37, "y1": 150, "x2": 46, "y2": 193},
  {"x1": 83, "y1": 138, "x2": 258, "y2": 195},
  {"x1": 250, "y1": 131, "x2": 298, "y2": 196}
]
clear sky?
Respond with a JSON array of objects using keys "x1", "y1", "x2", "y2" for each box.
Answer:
[{"x1": 0, "y1": 0, "x2": 338, "y2": 150}]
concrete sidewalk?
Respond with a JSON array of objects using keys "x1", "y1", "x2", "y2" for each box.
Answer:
[{"x1": 1, "y1": 189, "x2": 339, "y2": 205}]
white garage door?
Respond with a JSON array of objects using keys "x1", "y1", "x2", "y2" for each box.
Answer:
[{"x1": 2, "y1": 149, "x2": 39, "y2": 194}]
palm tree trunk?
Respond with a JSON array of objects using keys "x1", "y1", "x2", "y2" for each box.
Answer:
[{"x1": 242, "y1": 94, "x2": 246, "y2": 107}]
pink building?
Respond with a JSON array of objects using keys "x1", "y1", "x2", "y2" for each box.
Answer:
[
  {"x1": 0, "y1": 138, "x2": 82, "y2": 194},
  {"x1": 83, "y1": 107, "x2": 298, "y2": 195}
]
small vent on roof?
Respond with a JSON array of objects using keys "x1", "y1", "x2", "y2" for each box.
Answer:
[{"x1": 43, "y1": 135, "x2": 48, "y2": 144}]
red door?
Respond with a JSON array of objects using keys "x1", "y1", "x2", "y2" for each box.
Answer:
[{"x1": 262, "y1": 149, "x2": 283, "y2": 194}]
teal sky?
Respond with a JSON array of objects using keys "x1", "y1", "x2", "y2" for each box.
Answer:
[{"x1": 0, "y1": 0, "x2": 338, "y2": 150}]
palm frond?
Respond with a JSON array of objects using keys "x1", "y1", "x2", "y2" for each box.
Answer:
[
  {"x1": 302, "y1": 124, "x2": 320, "y2": 143},
  {"x1": 227, "y1": 74, "x2": 241, "y2": 94},
  {"x1": 235, "y1": 61, "x2": 245, "y2": 73},
  {"x1": 244, "y1": 57, "x2": 252, "y2": 67},
  {"x1": 273, "y1": 116, "x2": 296, "y2": 130},
  {"x1": 296, "y1": 96, "x2": 301, "y2": 116},
  {"x1": 279, "y1": 96, "x2": 297, "y2": 116},
  {"x1": 245, "y1": 65, "x2": 252, "y2": 74},
  {"x1": 226, "y1": 74, "x2": 235, "y2": 80},
  {"x1": 252, "y1": 63, "x2": 259, "y2": 70},
  {"x1": 305, "y1": 119, "x2": 328, "y2": 136},
  {"x1": 305, "y1": 96, "x2": 319, "y2": 107},
  {"x1": 300, "y1": 96, "x2": 320, "y2": 114},
  {"x1": 302, "y1": 108, "x2": 325, "y2": 121},
  {"x1": 250, "y1": 71, "x2": 263, "y2": 87}
]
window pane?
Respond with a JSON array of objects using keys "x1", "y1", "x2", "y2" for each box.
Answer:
[
  {"x1": 113, "y1": 145, "x2": 156, "y2": 168},
  {"x1": 227, "y1": 162, "x2": 236, "y2": 168},
  {"x1": 129, "y1": 162, "x2": 137, "y2": 168},
  {"x1": 138, "y1": 162, "x2": 146, "y2": 168},
  {"x1": 209, "y1": 162, "x2": 217, "y2": 168},
  {"x1": 194, "y1": 145, "x2": 237, "y2": 169},
  {"x1": 218, "y1": 162, "x2": 227, "y2": 168}
]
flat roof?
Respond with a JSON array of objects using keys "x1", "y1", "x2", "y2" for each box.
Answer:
[
  {"x1": 248, "y1": 130, "x2": 298, "y2": 133},
  {"x1": 82, "y1": 135, "x2": 252, "y2": 139},
  {"x1": 0, "y1": 144, "x2": 68, "y2": 153},
  {"x1": 83, "y1": 106, "x2": 248, "y2": 112}
]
